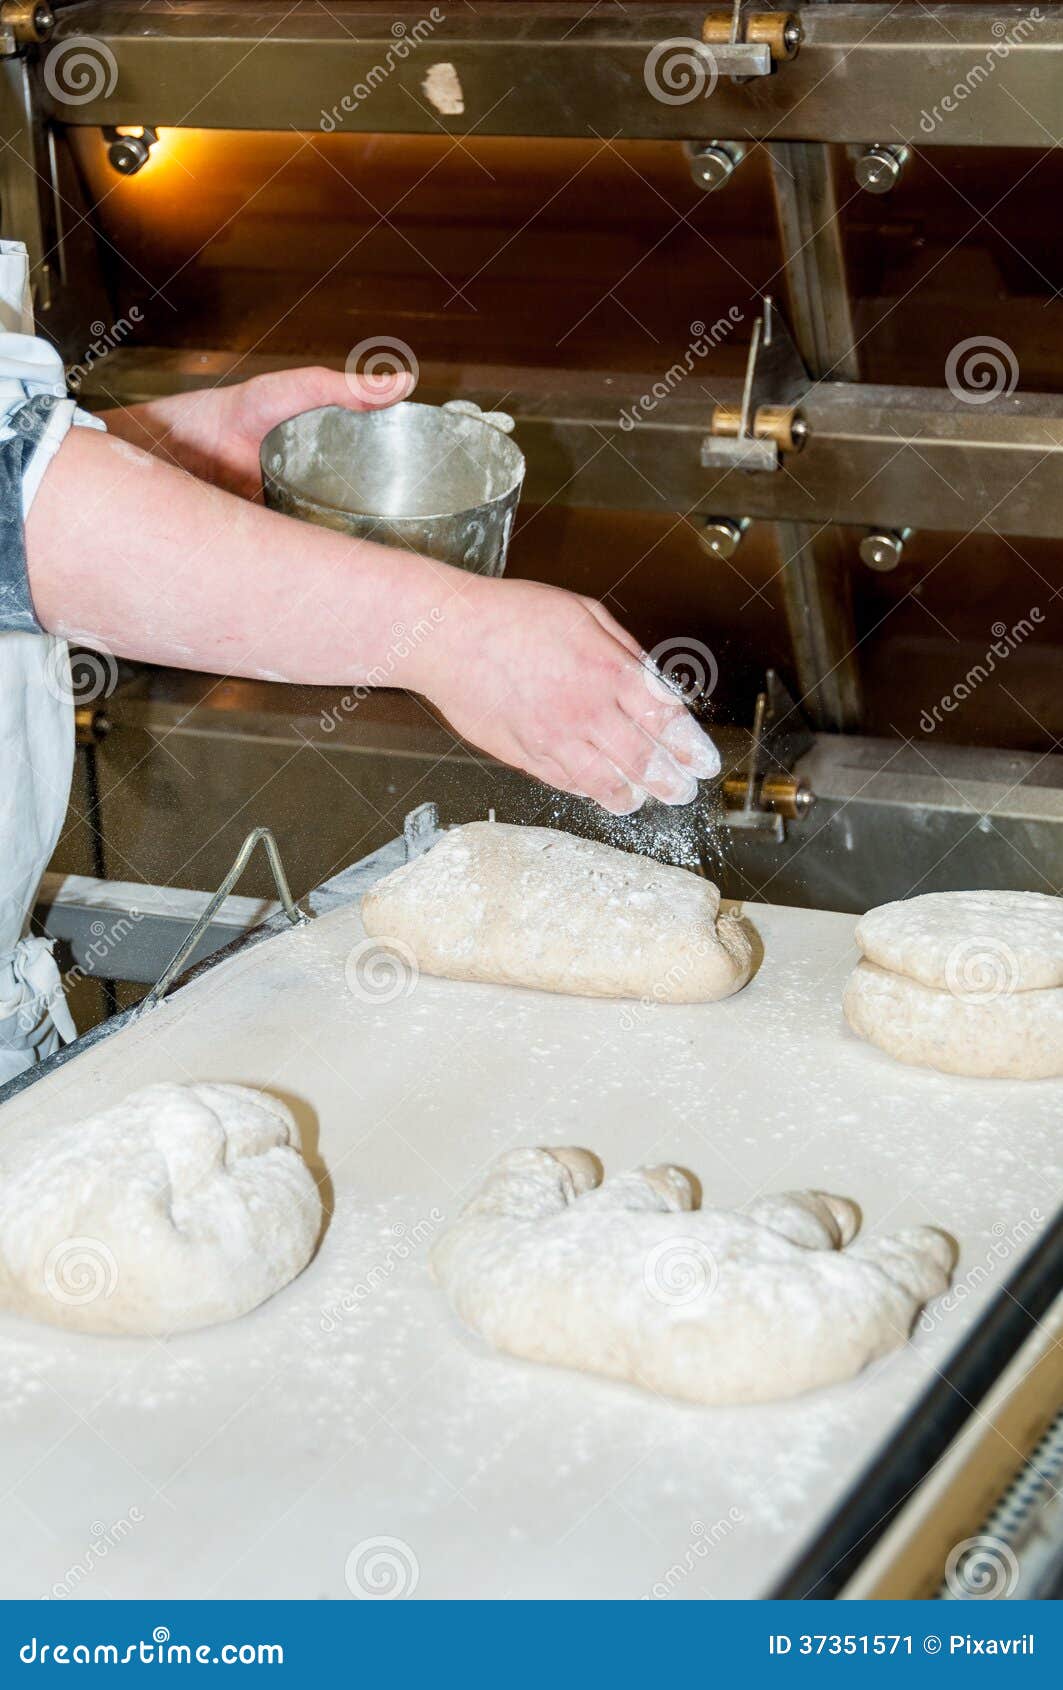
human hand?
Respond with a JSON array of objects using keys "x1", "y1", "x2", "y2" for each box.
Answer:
[
  {"x1": 413, "y1": 576, "x2": 721, "y2": 814},
  {"x1": 104, "y1": 365, "x2": 413, "y2": 500}
]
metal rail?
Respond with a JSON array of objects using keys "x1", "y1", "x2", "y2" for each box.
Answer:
[
  {"x1": 80, "y1": 351, "x2": 1063, "y2": 541},
  {"x1": 37, "y1": 3, "x2": 1063, "y2": 147}
]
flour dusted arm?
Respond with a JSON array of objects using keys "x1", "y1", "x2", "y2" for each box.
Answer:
[{"x1": 431, "y1": 1150, "x2": 956, "y2": 1406}]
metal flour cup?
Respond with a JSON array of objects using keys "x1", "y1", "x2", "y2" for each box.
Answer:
[{"x1": 260, "y1": 399, "x2": 524, "y2": 576}]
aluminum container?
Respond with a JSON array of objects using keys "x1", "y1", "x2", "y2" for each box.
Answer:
[{"x1": 260, "y1": 399, "x2": 524, "y2": 576}]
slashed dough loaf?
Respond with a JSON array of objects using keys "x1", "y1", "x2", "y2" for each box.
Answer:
[
  {"x1": 0, "y1": 1082, "x2": 322, "y2": 1336},
  {"x1": 855, "y1": 890, "x2": 1063, "y2": 993},
  {"x1": 361, "y1": 821, "x2": 753, "y2": 1001},
  {"x1": 431, "y1": 1148, "x2": 955, "y2": 1406},
  {"x1": 843, "y1": 959, "x2": 1063, "y2": 1080}
]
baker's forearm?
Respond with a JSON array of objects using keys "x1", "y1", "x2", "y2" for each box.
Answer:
[
  {"x1": 100, "y1": 397, "x2": 191, "y2": 467},
  {"x1": 26, "y1": 424, "x2": 455, "y2": 686},
  {"x1": 26, "y1": 413, "x2": 723, "y2": 815}
]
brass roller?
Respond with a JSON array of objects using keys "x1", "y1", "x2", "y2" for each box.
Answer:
[
  {"x1": 701, "y1": 11, "x2": 801, "y2": 61},
  {"x1": 710, "y1": 402, "x2": 805, "y2": 453},
  {"x1": 722, "y1": 772, "x2": 812, "y2": 820},
  {"x1": 74, "y1": 705, "x2": 111, "y2": 747},
  {"x1": 0, "y1": 0, "x2": 55, "y2": 44}
]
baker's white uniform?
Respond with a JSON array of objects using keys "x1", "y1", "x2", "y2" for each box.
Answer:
[{"x1": 0, "y1": 241, "x2": 104, "y2": 1083}]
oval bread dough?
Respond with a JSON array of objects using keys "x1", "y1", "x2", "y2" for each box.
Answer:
[
  {"x1": 361, "y1": 821, "x2": 753, "y2": 1002},
  {"x1": 855, "y1": 890, "x2": 1063, "y2": 993},
  {"x1": 0, "y1": 1082, "x2": 322, "y2": 1336},
  {"x1": 843, "y1": 958, "x2": 1063, "y2": 1080},
  {"x1": 431, "y1": 1148, "x2": 954, "y2": 1406}
]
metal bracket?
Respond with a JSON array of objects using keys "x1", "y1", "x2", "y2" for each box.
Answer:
[
  {"x1": 138, "y1": 826, "x2": 309, "y2": 1012},
  {"x1": 699, "y1": 7, "x2": 801, "y2": 80},
  {"x1": 722, "y1": 670, "x2": 815, "y2": 840},
  {"x1": 403, "y1": 801, "x2": 442, "y2": 860},
  {"x1": 702, "y1": 297, "x2": 809, "y2": 471}
]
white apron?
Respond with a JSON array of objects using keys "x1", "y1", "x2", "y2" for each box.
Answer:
[{"x1": 0, "y1": 241, "x2": 93, "y2": 1082}]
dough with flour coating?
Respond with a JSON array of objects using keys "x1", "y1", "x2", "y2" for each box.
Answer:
[
  {"x1": 361, "y1": 822, "x2": 753, "y2": 1001},
  {"x1": 844, "y1": 889, "x2": 1063, "y2": 1078},
  {"x1": 855, "y1": 890, "x2": 1063, "y2": 993},
  {"x1": 843, "y1": 959, "x2": 1063, "y2": 1080},
  {"x1": 430, "y1": 1148, "x2": 954, "y2": 1405},
  {"x1": 0, "y1": 1082, "x2": 322, "y2": 1336}
]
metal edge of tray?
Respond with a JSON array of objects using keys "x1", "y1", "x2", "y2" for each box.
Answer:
[{"x1": 770, "y1": 1204, "x2": 1063, "y2": 1599}]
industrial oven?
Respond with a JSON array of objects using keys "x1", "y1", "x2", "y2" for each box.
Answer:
[{"x1": 0, "y1": 0, "x2": 1060, "y2": 1599}]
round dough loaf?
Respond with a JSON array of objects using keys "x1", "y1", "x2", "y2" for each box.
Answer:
[
  {"x1": 855, "y1": 890, "x2": 1063, "y2": 993},
  {"x1": 361, "y1": 821, "x2": 753, "y2": 1002},
  {"x1": 0, "y1": 1082, "x2": 322, "y2": 1335},
  {"x1": 843, "y1": 959, "x2": 1063, "y2": 1080}
]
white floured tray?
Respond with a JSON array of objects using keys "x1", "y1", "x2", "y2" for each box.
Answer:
[{"x1": 0, "y1": 842, "x2": 1059, "y2": 1600}]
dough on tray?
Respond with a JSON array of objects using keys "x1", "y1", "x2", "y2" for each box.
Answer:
[
  {"x1": 843, "y1": 959, "x2": 1063, "y2": 1080},
  {"x1": 430, "y1": 1147, "x2": 954, "y2": 1405},
  {"x1": 844, "y1": 889, "x2": 1063, "y2": 1079},
  {"x1": 360, "y1": 821, "x2": 753, "y2": 1001},
  {"x1": 855, "y1": 890, "x2": 1063, "y2": 993},
  {"x1": 0, "y1": 1082, "x2": 322, "y2": 1336}
]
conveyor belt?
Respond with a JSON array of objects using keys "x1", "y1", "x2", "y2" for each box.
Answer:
[{"x1": 0, "y1": 840, "x2": 1058, "y2": 1599}]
